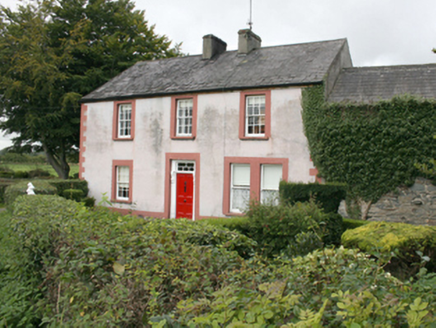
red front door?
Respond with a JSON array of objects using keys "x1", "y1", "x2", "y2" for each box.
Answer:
[{"x1": 176, "y1": 173, "x2": 194, "y2": 219}]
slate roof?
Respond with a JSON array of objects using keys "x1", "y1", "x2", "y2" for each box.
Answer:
[
  {"x1": 328, "y1": 64, "x2": 436, "y2": 103},
  {"x1": 82, "y1": 39, "x2": 348, "y2": 102}
]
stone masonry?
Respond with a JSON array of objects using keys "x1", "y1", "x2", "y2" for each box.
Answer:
[{"x1": 367, "y1": 177, "x2": 436, "y2": 226}]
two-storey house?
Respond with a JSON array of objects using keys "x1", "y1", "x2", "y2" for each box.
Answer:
[{"x1": 80, "y1": 29, "x2": 352, "y2": 219}]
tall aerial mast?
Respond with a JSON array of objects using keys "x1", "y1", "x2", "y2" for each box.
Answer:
[{"x1": 248, "y1": 0, "x2": 253, "y2": 30}]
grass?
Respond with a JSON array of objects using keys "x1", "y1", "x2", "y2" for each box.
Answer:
[{"x1": 0, "y1": 163, "x2": 79, "y2": 177}]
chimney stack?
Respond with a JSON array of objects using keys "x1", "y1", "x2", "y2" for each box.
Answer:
[
  {"x1": 238, "y1": 29, "x2": 262, "y2": 55},
  {"x1": 202, "y1": 34, "x2": 227, "y2": 60}
]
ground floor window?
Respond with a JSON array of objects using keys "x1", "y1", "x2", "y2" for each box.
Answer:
[
  {"x1": 260, "y1": 164, "x2": 282, "y2": 204},
  {"x1": 112, "y1": 160, "x2": 133, "y2": 203},
  {"x1": 223, "y1": 157, "x2": 288, "y2": 215},
  {"x1": 116, "y1": 166, "x2": 130, "y2": 200},
  {"x1": 230, "y1": 164, "x2": 251, "y2": 212}
]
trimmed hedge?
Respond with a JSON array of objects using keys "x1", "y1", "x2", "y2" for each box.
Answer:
[
  {"x1": 62, "y1": 189, "x2": 84, "y2": 202},
  {"x1": 48, "y1": 179, "x2": 88, "y2": 197},
  {"x1": 279, "y1": 181, "x2": 346, "y2": 213},
  {"x1": 4, "y1": 180, "x2": 58, "y2": 204},
  {"x1": 342, "y1": 221, "x2": 436, "y2": 278}
]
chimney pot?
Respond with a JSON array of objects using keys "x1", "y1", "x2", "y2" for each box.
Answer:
[{"x1": 202, "y1": 34, "x2": 227, "y2": 60}]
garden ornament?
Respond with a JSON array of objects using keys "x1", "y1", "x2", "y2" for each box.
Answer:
[{"x1": 26, "y1": 182, "x2": 35, "y2": 195}]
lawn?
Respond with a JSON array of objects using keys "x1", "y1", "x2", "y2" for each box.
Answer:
[{"x1": 0, "y1": 163, "x2": 79, "y2": 177}]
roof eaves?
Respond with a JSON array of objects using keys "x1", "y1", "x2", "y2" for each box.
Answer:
[{"x1": 79, "y1": 81, "x2": 324, "y2": 104}]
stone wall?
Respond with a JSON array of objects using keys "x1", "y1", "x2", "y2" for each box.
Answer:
[{"x1": 367, "y1": 177, "x2": 436, "y2": 226}]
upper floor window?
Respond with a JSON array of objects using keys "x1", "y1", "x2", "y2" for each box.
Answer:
[
  {"x1": 171, "y1": 95, "x2": 198, "y2": 139},
  {"x1": 113, "y1": 100, "x2": 135, "y2": 141},
  {"x1": 239, "y1": 90, "x2": 271, "y2": 140},
  {"x1": 176, "y1": 99, "x2": 193, "y2": 136},
  {"x1": 246, "y1": 95, "x2": 265, "y2": 136},
  {"x1": 118, "y1": 104, "x2": 132, "y2": 138}
]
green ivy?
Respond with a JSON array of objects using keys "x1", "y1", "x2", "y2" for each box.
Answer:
[{"x1": 302, "y1": 85, "x2": 436, "y2": 202}]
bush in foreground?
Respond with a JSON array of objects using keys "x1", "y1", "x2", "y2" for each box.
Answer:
[
  {"x1": 1, "y1": 195, "x2": 435, "y2": 326},
  {"x1": 342, "y1": 221, "x2": 436, "y2": 278}
]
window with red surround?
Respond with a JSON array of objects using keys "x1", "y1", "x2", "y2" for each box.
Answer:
[
  {"x1": 223, "y1": 157, "x2": 288, "y2": 215},
  {"x1": 112, "y1": 160, "x2": 133, "y2": 203},
  {"x1": 112, "y1": 100, "x2": 136, "y2": 140},
  {"x1": 170, "y1": 95, "x2": 198, "y2": 139},
  {"x1": 239, "y1": 90, "x2": 271, "y2": 140}
]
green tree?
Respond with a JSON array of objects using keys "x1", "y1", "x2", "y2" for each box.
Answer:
[{"x1": 0, "y1": 0, "x2": 180, "y2": 179}]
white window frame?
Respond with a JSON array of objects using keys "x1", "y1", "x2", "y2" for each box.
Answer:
[
  {"x1": 116, "y1": 166, "x2": 130, "y2": 201},
  {"x1": 176, "y1": 99, "x2": 193, "y2": 137},
  {"x1": 260, "y1": 164, "x2": 282, "y2": 205},
  {"x1": 118, "y1": 103, "x2": 132, "y2": 138},
  {"x1": 245, "y1": 95, "x2": 266, "y2": 137},
  {"x1": 230, "y1": 164, "x2": 251, "y2": 213}
]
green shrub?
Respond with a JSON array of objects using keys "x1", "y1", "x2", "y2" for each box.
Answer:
[
  {"x1": 322, "y1": 212, "x2": 344, "y2": 246},
  {"x1": 342, "y1": 221, "x2": 436, "y2": 278},
  {"x1": 28, "y1": 169, "x2": 51, "y2": 178},
  {"x1": 343, "y1": 217, "x2": 368, "y2": 230},
  {"x1": 279, "y1": 181, "x2": 346, "y2": 213},
  {"x1": 200, "y1": 216, "x2": 252, "y2": 236},
  {"x1": 13, "y1": 170, "x2": 29, "y2": 179},
  {"x1": 4, "y1": 180, "x2": 57, "y2": 204},
  {"x1": 82, "y1": 196, "x2": 95, "y2": 207},
  {"x1": 0, "y1": 181, "x2": 14, "y2": 203},
  {"x1": 47, "y1": 179, "x2": 88, "y2": 197},
  {"x1": 62, "y1": 188, "x2": 84, "y2": 202},
  {"x1": 245, "y1": 200, "x2": 327, "y2": 257}
]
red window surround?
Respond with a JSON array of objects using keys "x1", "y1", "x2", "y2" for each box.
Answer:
[
  {"x1": 239, "y1": 90, "x2": 271, "y2": 140},
  {"x1": 111, "y1": 160, "x2": 134, "y2": 203},
  {"x1": 170, "y1": 95, "x2": 198, "y2": 139},
  {"x1": 223, "y1": 156, "x2": 288, "y2": 216},
  {"x1": 112, "y1": 100, "x2": 136, "y2": 141}
]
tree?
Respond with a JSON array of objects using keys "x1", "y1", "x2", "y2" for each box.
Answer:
[{"x1": 0, "y1": 0, "x2": 180, "y2": 179}]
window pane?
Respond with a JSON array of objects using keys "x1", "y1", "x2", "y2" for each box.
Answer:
[
  {"x1": 245, "y1": 95, "x2": 265, "y2": 136},
  {"x1": 262, "y1": 165, "x2": 282, "y2": 190},
  {"x1": 118, "y1": 104, "x2": 132, "y2": 137},
  {"x1": 176, "y1": 98, "x2": 193, "y2": 136},
  {"x1": 233, "y1": 164, "x2": 250, "y2": 186},
  {"x1": 231, "y1": 188, "x2": 250, "y2": 212},
  {"x1": 117, "y1": 166, "x2": 130, "y2": 200}
]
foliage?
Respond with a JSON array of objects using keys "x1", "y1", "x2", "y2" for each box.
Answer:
[
  {"x1": 302, "y1": 85, "x2": 436, "y2": 203},
  {"x1": 1, "y1": 196, "x2": 436, "y2": 326},
  {"x1": 169, "y1": 247, "x2": 436, "y2": 327},
  {"x1": 48, "y1": 178, "x2": 88, "y2": 196},
  {"x1": 2, "y1": 195, "x2": 252, "y2": 326},
  {"x1": 82, "y1": 196, "x2": 96, "y2": 208},
  {"x1": 200, "y1": 216, "x2": 252, "y2": 236},
  {"x1": 279, "y1": 181, "x2": 346, "y2": 213},
  {"x1": 0, "y1": 152, "x2": 46, "y2": 164},
  {"x1": 0, "y1": 181, "x2": 13, "y2": 203},
  {"x1": 0, "y1": 0, "x2": 181, "y2": 179},
  {"x1": 342, "y1": 221, "x2": 436, "y2": 278},
  {"x1": 245, "y1": 200, "x2": 328, "y2": 257},
  {"x1": 342, "y1": 217, "x2": 368, "y2": 230},
  {"x1": 4, "y1": 180, "x2": 57, "y2": 204},
  {"x1": 62, "y1": 188, "x2": 84, "y2": 201}
]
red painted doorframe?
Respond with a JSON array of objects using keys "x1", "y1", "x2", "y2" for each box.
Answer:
[{"x1": 176, "y1": 173, "x2": 194, "y2": 219}]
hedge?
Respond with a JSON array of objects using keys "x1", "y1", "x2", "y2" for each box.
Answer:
[
  {"x1": 1, "y1": 196, "x2": 435, "y2": 326},
  {"x1": 48, "y1": 179, "x2": 88, "y2": 197},
  {"x1": 279, "y1": 181, "x2": 346, "y2": 213},
  {"x1": 4, "y1": 180, "x2": 58, "y2": 204}
]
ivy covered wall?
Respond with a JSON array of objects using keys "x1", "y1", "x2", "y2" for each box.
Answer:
[{"x1": 302, "y1": 85, "x2": 436, "y2": 203}]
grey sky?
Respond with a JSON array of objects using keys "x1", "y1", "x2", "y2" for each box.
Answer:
[{"x1": 0, "y1": 0, "x2": 435, "y2": 148}]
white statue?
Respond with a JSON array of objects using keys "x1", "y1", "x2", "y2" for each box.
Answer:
[{"x1": 26, "y1": 182, "x2": 35, "y2": 195}]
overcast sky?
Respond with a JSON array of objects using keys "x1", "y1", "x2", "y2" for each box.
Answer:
[{"x1": 0, "y1": 0, "x2": 435, "y2": 148}]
